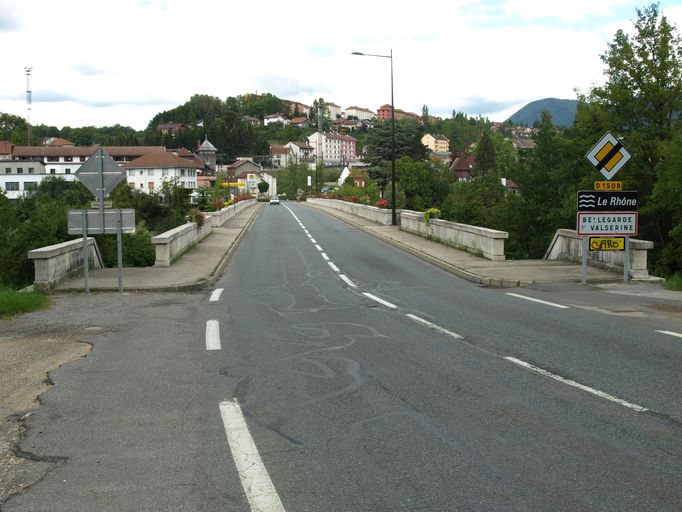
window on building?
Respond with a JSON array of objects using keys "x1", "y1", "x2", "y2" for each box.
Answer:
[
  {"x1": 139, "y1": 170, "x2": 144, "y2": 176},
  {"x1": 28, "y1": 167, "x2": 34, "y2": 174},
  {"x1": 180, "y1": 169, "x2": 186, "y2": 176},
  {"x1": 149, "y1": 182, "x2": 155, "y2": 190},
  {"x1": 162, "y1": 169, "x2": 169, "y2": 177},
  {"x1": 64, "y1": 156, "x2": 73, "y2": 162},
  {"x1": 148, "y1": 170, "x2": 155, "y2": 176},
  {"x1": 65, "y1": 169, "x2": 71, "y2": 174},
  {"x1": 4, "y1": 168, "x2": 10, "y2": 174},
  {"x1": 5, "y1": 182, "x2": 19, "y2": 191},
  {"x1": 16, "y1": 168, "x2": 23, "y2": 174},
  {"x1": 24, "y1": 182, "x2": 38, "y2": 191},
  {"x1": 50, "y1": 169, "x2": 56, "y2": 174},
  {"x1": 139, "y1": 183, "x2": 144, "y2": 189}
]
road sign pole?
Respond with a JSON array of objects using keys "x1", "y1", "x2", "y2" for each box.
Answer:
[
  {"x1": 98, "y1": 148, "x2": 105, "y2": 234},
  {"x1": 117, "y1": 209, "x2": 123, "y2": 293},
  {"x1": 82, "y1": 209, "x2": 90, "y2": 293},
  {"x1": 581, "y1": 236, "x2": 588, "y2": 286},
  {"x1": 624, "y1": 236, "x2": 630, "y2": 283}
]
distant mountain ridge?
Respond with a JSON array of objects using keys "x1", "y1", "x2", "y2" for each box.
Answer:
[{"x1": 507, "y1": 98, "x2": 579, "y2": 127}]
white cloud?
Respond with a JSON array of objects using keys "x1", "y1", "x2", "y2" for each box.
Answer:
[{"x1": 0, "y1": 0, "x2": 679, "y2": 130}]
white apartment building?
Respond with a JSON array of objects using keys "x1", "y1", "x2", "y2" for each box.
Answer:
[
  {"x1": 284, "y1": 141, "x2": 316, "y2": 167},
  {"x1": 325, "y1": 102, "x2": 344, "y2": 119},
  {"x1": 1, "y1": 160, "x2": 46, "y2": 199},
  {"x1": 307, "y1": 132, "x2": 357, "y2": 166},
  {"x1": 345, "y1": 106, "x2": 376, "y2": 121}
]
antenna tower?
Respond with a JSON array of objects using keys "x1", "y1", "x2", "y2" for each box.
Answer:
[{"x1": 25, "y1": 66, "x2": 33, "y2": 145}]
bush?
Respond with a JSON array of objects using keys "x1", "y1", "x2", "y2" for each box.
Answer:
[{"x1": 423, "y1": 208, "x2": 441, "y2": 224}]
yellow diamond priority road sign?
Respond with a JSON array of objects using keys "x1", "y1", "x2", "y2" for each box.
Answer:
[{"x1": 586, "y1": 132, "x2": 631, "y2": 180}]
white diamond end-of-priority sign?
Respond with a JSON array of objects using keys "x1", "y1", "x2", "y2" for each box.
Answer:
[
  {"x1": 75, "y1": 149, "x2": 126, "y2": 200},
  {"x1": 586, "y1": 132, "x2": 631, "y2": 180}
]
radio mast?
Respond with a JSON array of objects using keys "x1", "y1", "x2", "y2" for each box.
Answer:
[{"x1": 25, "y1": 66, "x2": 33, "y2": 145}]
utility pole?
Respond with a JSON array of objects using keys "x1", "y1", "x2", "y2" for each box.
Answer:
[
  {"x1": 316, "y1": 103, "x2": 323, "y2": 194},
  {"x1": 25, "y1": 66, "x2": 33, "y2": 145}
]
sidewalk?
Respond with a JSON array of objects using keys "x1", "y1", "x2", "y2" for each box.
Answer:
[
  {"x1": 304, "y1": 202, "x2": 632, "y2": 288},
  {"x1": 54, "y1": 202, "x2": 265, "y2": 293}
]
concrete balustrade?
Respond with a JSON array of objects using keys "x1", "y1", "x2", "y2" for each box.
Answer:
[
  {"x1": 152, "y1": 199, "x2": 256, "y2": 266},
  {"x1": 399, "y1": 210, "x2": 508, "y2": 261},
  {"x1": 207, "y1": 198, "x2": 256, "y2": 227},
  {"x1": 28, "y1": 238, "x2": 103, "y2": 289},
  {"x1": 544, "y1": 228, "x2": 653, "y2": 279},
  {"x1": 151, "y1": 219, "x2": 214, "y2": 267},
  {"x1": 306, "y1": 198, "x2": 394, "y2": 225},
  {"x1": 27, "y1": 199, "x2": 258, "y2": 285}
]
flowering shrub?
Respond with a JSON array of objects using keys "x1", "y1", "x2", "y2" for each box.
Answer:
[
  {"x1": 350, "y1": 195, "x2": 359, "y2": 202},
  {"x1": 375, "y1": 198, "x2": 389, "y2": 209},
  {"x1": 233, "y1": 194, "x2": 255, "y2": 203},
  {"x1": 188, "y1": 208, "x2": 206, "y2": 227},
  {"x1": 212, "y1": 199, "x2": 225, "y2": 211}
]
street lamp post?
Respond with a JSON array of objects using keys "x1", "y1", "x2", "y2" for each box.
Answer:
[{"x1": 352, "y1": 50, "x2": 397, "y2": 226}]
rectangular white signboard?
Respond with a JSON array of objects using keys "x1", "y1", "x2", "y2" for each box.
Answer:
[{"x1": 577, "y1": 212, "x2": 637, "y2": 235}]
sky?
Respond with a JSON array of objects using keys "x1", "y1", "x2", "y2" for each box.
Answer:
[{"x1": 2, "y1": 0, "x2": 682, "y2": 132}]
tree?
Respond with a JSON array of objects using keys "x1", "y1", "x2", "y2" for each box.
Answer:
[
  {"x1": 576, "y1": 3, "x2": 682, "y2": 269},
  {"x1": 395, "y1": 157, "x2": 450, "y2": 211},
  {"x1": 257, "y1": 181, "x2": 269, "y2": 194},
  {"x1": 0, "y1": 113, "x2": 28, "y2": 144},
  {"x1": 474, "y1": 131, "x2": 496, "y2": 176},
  {"x1": 362, "y1": 119, "x2": 429, "y2": 166},
  {"x1": 422, "y1": 105, "x2": 431, "y2": 129}
]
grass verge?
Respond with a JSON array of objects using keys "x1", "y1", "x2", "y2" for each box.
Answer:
[
  {"x1": 0, "y1": 287, "x2": 50, "y2": 318},
  {"x1": 664, "y1": 273, "x2": 682, "y2": 291}
]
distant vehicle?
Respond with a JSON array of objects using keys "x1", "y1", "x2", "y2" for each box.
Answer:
[{"x1": 269, "y1": 196, "x2": 280, "y2": 205}]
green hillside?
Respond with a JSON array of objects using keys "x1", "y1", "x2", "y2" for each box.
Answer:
[{"x1": 507, "y1": 98, "x2": 578, "y2": 127}]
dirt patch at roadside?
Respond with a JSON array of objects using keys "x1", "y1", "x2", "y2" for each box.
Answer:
[{"x1": 0, "y1": 325, "x2": 91, "y2": 503}]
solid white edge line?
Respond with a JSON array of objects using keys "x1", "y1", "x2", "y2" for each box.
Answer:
[
  {"x1": 339, "y1": 274, "x2": 357, "y2": 288},
  {"x1": 405, "y1": 314, "x2": 464, "y2": 339},
  {"x1": 327, "y1": 261, "x2": 340, "y2": 272},
  {"x1": 656, "y1": 329, "x2": 682, "y2": 339},
  {"x1": 209, "y1": 288, "x2": 223, "y2": 302},
  {"x1": 362, "y1": 292, "x2": 397, "y2": 309},
  {"x1": 206, "y1": 320, "x2": 221, "y2": 351},
  {"x1": 219, "y1": 400, "x2": 286, "y2": 512},
  {"x1": 506, "y1": 292, "x2": 569, "y2": 309},
  {"x1": 315, "y1": 244, "x2": 323, "y2": 251},
  {"x1": 321, "y1": 253, "x2": 330, "y2": 261},
  {"x1": 504, "y1": 357, "x2": 648, "y2": 412}
]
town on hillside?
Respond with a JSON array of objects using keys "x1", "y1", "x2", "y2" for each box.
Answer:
[{"x1": 0, "y1": 96, "x2": 537, "y2": 201}]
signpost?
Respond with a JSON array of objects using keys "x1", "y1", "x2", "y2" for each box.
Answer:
[
  {"x1": 72, "y1": 148, "x2": 131, "y2": 293},
  {"x1": 580, "y1": 132, "x2": 636, "y2": 284}
]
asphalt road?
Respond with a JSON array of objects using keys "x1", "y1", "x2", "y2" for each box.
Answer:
[{"x1": 5, "y1": 202, "x2": 682, "y2": 511}]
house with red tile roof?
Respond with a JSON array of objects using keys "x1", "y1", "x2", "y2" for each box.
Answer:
[{"x1": 123, "y1": 152, "x2": 203, "y2": 192}]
